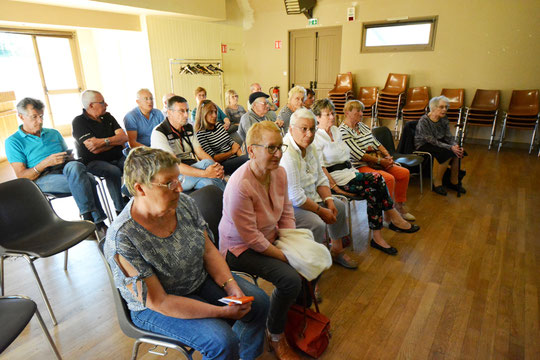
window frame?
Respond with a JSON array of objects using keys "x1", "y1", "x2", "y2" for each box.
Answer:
[{"x1": 360, "y1": 16, "x2": 438, "y2": 53}]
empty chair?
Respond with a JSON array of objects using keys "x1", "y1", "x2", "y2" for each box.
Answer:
[
  {"x1": 462, "y1": 89, "x2": 500, "y2": 149},
  {"x1": 329, "y1": 72, "x2": 355, "y2": 115},
  {"x1": 441, "y1": 88, "x2": 465, "y2": 138},
  {"x1": 401, "y1": 87, "x2": 430, "y2": 134},
  {"x1": 97, "y1": 241, "x2": 195, "y2": 360},
  {"x1": 376, "y1": 73, "x2": 409, "y2": 135},
  {"x1": 358, "y1": 87, "x2": 378, "y2": 127},
  {"x1": 0, "y1": 178, "x2": 96, "y2": 325},
  {"x1": 0, "y1": 295, "x2": 62, "y2": 359},
  {"x1": 498, "y1": 89, "x2": 539, "y2": 153}
]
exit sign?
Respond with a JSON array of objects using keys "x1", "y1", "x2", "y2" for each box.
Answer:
[{"x1": 308, "y1": 18, "x2": 318, "y2": 26}]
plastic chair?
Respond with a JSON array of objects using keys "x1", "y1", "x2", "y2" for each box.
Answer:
[
  {"x1": 372, "y1": 126, "x2": 427, "y2": 193},
  {"x1": 462, "y1": 89, "x2": 500, "y2": 149},
  {"x1": 0, "y1": 178, "x2": 96, "y2": 325},
  {"x1": 0, "y1": 295, "x2": 62, "y2": 359},
  {"x1": 358, "y1": 87, "x2": 378, "y2": 127},
  {"x1": 97, "y1": 241, "x2": 195, "y2": 360},
  {"x1": 498, "y1": 89, "x2": 539, "y2": 154},
  {"x1": 328, "y1": 72, "x2": 355, "y2": 115},
  {"x1": 441, "y1": 88, "x2": 465, "y2": 139},
  {"x1": 376, "y1": 73, "x2": 408, "y2": 135},
  {"x1": 400, "y1": 87, "x2": 430, "y2": 136},
  {"x1": 396, "y1": 120, "x2": 433, "y2": 191}
]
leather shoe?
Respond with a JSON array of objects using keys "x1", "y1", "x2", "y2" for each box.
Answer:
[
  {"x1": 388, "y1": 222, "x2": 420, "y2": 233},
  {"x1": 332, "y1": 251, "x2": 358, "y2": 269},
  {"x1": 267, "y1": 332, "x2": 301, "y2": 360},
  {"x1": 447, "y1": 182, "x2": 466, "y2": 194},
  {"x1": 433, "y1": 185, "x2": 447, "y2": 196},
  {"x1": 370, "y1": 239, "x2": 398, "y2": 255}
]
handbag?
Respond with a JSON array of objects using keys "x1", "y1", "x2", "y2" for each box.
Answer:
[{"x1": 285, "y1": 281, "x2": 331, "y2": 358}]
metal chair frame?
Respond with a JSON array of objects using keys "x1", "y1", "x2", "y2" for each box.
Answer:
[{"x1": 498, "y1": 113, "x2": 540, "y2": 154}]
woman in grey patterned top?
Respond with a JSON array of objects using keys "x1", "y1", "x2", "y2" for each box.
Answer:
[
  {"x1": 415, "y1": 96, "x2": 466, "y2": 196},
  {"x1": 104, "y1": 147, "x2": 269, "y2": 360}
]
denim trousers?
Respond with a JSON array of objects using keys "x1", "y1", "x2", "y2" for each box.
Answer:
[
  {"x1": 131, "y1": 275, "x2": 269, "y2": 360},
  {"x1": 227, "y1": 249, "x2": 312, "y2": 335},
  {"x1": 181, "y1": 159, "x2": 227, "y2": 192},
  {"x1": 293, "y1": 196, "x2": 349, "y2": 243},
  {"x1": 221, "y1": 155, "x2": 249, "y2": 175},
  {"x1": 34, "y1": 161, "x2": 107, "y2": 223},
  {"x1": 87, "y1": 157, "x2": 126, "y2": 212}
]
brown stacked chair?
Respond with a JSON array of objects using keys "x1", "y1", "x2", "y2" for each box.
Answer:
[
  {"x1": 497, "y1": 89, "x2": 539, "y2": 154},
  {"x1": 376, "y1": 73, "x2": 408, "y2": 136},
  {"x1": 462, "y1": 89, "x2": 500, "y2": 149},
  {"x1": 358, "y1": 87, "x2": 378, "y2": 127},
  {"x1": 401, "y1": 86, "x2": 430, "y2": 128},
  {"x1": 328, "y1": 72, "x2": 355, "y2": 115},
  {"x1": 441, "y1": 88, "x2": 465, "y2": 139}
]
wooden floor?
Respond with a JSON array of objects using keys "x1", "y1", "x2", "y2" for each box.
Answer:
[{"x1": 1, "y1": 143, "x2": 540, "y2": 360}]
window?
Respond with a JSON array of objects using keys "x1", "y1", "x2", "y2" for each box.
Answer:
[{"x1": 361, "y1": 17, "x2": 438, "y2": 53}]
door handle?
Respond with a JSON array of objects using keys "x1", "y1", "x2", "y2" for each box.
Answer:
[
  {"x1": 314, "y1": 81, "x2": 318, "y2": 89},
  {"x1": 309, "y1": 81, "x2": 313, "y2": 89}
]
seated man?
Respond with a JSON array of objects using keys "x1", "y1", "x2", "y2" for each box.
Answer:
[
  {"x1": 72, "y1": 90, "x2": 129, "y2": 215},
  {"x1": 123, "y1": 88, "x2": 164, "y2": 148},
  {"x1": 5, "y1": 97, "x2": 108, "y2": 235},
  {"x1": 151, "y1": 95, "x2": 226, "y2": 191},
  {"x1": 247, "y1": 82, "x2": 278, "y2": 116},
  {"x1": 238, "y1": 92, "x2": 275, "y2": 141}
]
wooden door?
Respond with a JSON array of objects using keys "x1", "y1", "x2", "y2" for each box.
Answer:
[{"x1": 289, "y1": 27, "x2": 342, "y2": 100}]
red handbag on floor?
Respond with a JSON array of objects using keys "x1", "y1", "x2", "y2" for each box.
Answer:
[{"x1": 284, "y1": 281, "x2": 330, "y2": 358}]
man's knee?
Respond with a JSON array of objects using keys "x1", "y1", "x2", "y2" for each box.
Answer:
[
  {"x1": 63, "y1": 161, "x2": 86, "y2": 175},
  {"x1": 206, "y1": 331, "x2": 240, "y2": 360}
]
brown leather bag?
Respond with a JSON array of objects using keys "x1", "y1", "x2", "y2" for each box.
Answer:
[{"x1": 284, "y1": 281, "x2": 330, "y2": 358}]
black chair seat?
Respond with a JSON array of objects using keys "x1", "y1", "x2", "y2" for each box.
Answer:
[
  {"x1": 0, "y1": 297, "x2": 36, "y2": 353},
  {"x1": 1, "y1": 220, "x2": 95, "y2": 258}
]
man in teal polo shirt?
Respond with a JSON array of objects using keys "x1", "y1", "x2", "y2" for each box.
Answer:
[
  {"x1": 5, "y1": 97, "x2": 108, "y2": 234},
  {"x1": 123, "y1": 88, "x2": 164, "y2": 148}
]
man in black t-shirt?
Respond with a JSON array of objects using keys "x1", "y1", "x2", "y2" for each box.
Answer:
[{"x1": 72, "y1": 90, "x2": 129, "y2": 214}]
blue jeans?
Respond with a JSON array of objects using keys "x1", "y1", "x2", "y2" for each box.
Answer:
[
  {"x1": 131, "y1": 275, "x2": 269, "y2": 360},
  {"x1": 34, "y1": 161, "x2": 107, "y2": 223},
  {"x1": 181, "y1": 159, "x2": 227, "y2": 192},
  {"x1": 87, "y1": 157, "x2": 126, "y2": 212}
]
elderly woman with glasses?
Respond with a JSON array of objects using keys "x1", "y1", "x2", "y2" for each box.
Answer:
[
  {"x1": 280, "y1": 108, "x2": 358, "y2": 267},
  {"x1": 220, "y1": 121, "x2": 304, "y2": 360},
  {"x1": 313, "y1": 99, "x2": 419, "y2": 255},
  {"x1": 195, "y1": 100, "x2": 249, "y2": 175},
  {"x1": 415, "y1": 95, "x2": 466, "y2": 196},
  {"x1": 104, "y1": 147, "x2": 269, "y2": 360}
]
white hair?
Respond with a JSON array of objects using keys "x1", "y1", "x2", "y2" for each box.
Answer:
[
  {"x1": 429, "y1": 96, "x2": 450, "y2": 112},
  {"x1": 137, "y1": 88, "x2": 152, "y2": 99},
  {"x1": 290, "y1": 108, "x2": 315, "y2": 127},
  {"x1": 81, "y1": 90, "x2": 101, "y2": 109}
]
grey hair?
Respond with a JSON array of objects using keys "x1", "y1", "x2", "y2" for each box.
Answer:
[
  {"x1": 288, "y1": 85, "x2": 307, "y2": 102},
  {"x1": 81, "y1": 90, "x2": 101, "y2": 109},
  {"x1": 137, "y1": 88, "x2": 152, "y2": 99},
  {"x1": 429, "y1": 96, "x2": 450, "y2": 112},
  {"x1": 124, "y1": 146, "x2": 181, "y2": 196},
  {"x1": 250, "y1": 83, "x2": 261, "y2": 92},
  {"x1": 290, "y1": 108, "x2": 316, "y2": 127},
  {"x1": 311, "y1": 98, "x2": 335, "y2": 117},
  {"x1": 16, "y1": 98, "x2": 44, "y2": 115}
]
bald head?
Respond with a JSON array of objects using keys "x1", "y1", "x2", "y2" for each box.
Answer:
[{"x1": 250, "y1": 83, "x2": 262, "y2": 93}]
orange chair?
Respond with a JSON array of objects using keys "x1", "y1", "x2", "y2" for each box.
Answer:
[
  {"x1": 498, "y1": 89, "x2": 539, "y2": 154},
  {"x1": 441, "y1": 88, "x2": 465, "y2": 138},
  {"x1": 462, "y1": 89, "x2": 500, "y2": 149},
  {"x1": 358, "y1": 87, "x2": 378, "y2": 127},
  {"x1": 328, "y1": 72, "x2": 355, "y2": 115},
  {"x1": 401, "y1": 87, "x2": 430, "y2": 122},
  {"x1": 376, "y1": 73, "x2": 408, "y2": 136}
]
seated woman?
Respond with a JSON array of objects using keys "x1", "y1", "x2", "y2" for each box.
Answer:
[
  {"x1": 104, "y1": 147, "x2": 269, "y2": 360},
  {"x1": 313, "y1": 99, "x2": 419, "y2": 255},
  {"x1": 219, "y1": 121, "x2": 303, "y2": 360},
  {"x1": 339, "y1": 100, "x2": 416, "y2": 222},
  {"x1": 276, "y1": 85, "x2": 306, "y2": 133},
  {"x1": 280, "y1": 108, "x2": 358, "y2": 266},
  {"x1": 415, "y1": 95, "x2": 466, "y2": 196},
  {"x1": 195, "y1": 100, "x2": 249, "y2": 175},
  {"x1": 224, "y1": 89, "x2": 246, "y2": 135}
]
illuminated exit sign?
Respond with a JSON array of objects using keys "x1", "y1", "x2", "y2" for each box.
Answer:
[{"x1": 308, "y1": 18, "x2": 318, "y2": 26}]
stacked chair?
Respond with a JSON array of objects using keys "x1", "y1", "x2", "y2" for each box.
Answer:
[
  {"x1": 358, "y1": 87, "x2": 378, "y2": 128},
  {"x1": 462, "y1": 89, "x2": 500, "y2": 149},
  {"x1": 497, "y1": 89, "x2": 539, "y2": 154},
  {"x1": 376, "y1": 73, "x2": 408, "y2": 137},
  {"x1": 441, "y1": 88, "x2": 465, "y2": 139},
  {"x1": 328, "y1": 72, "x2": 355, "y2": 115},
  {"x1": 400, "y1": 86, "x2": 430, "y2": 136}
]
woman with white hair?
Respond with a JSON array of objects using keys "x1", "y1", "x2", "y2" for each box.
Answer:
[
  {"x1": 280, "y1": 108, "x2": 359, "y2": 267},
  {"x1": 276, "y1": 86, "x2": 306, "y2": 134},
  {"x1": 415, "y1": 96, "x2": 466, "y2": 196}
]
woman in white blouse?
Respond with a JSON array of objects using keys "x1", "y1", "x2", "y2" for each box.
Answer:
[{"x1": 312, "y1": 99, "x2": 419, "y2": 255}]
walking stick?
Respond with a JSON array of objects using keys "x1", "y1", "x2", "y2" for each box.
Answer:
[{"x1": 456, "y1": 123, "x2": 465, "y2": 198}]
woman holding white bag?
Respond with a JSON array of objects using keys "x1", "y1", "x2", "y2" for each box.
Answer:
[{"x1": 219, "y1": 121, "x2": 326, "y2": 360}]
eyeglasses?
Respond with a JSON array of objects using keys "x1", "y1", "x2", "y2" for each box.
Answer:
[
  {"x1": 140, "y1": 97, "x2": 154, "y2": 101},
  {"x1": 252, "y1": 144, "x2": 288, "y2": 154},
  {"x1": 150, "y1": 179, "x2": 181, "y2": 190},
  {"x1": 292, "y1": 125, "x2": 316, "y2": 134},
  {"x1": 91, "y1": 101, "x2": 106, "y2": 106},
  {"x1": 254, "y1": 101, "x2": 269, "y2": 106}
]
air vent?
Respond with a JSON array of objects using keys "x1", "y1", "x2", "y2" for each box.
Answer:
[{"x1": 284, "y1": 0, "x2": 316, "y2": 19}]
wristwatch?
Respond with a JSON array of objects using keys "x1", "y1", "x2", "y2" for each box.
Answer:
[{"x1": 104, "y1": 138, "x2": 111, "y2": 146}]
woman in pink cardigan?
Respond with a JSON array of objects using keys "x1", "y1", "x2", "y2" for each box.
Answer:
[{"x1": 219, "y1": 121, "x2": 302, "y2": 360}]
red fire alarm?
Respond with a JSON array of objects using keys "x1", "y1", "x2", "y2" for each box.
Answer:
[
  {"x1": 275, "y1": 40, "x2": 282, "y2": 49},
  {"x1": 221, "y1": 44, "x2": 227, "y2": 53}
]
